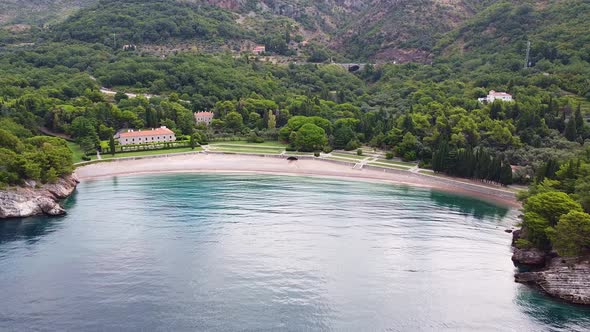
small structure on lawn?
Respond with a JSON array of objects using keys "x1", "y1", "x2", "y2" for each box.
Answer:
[
  {"x1": 115, "y1": 126, "x2": 175, "y2": 145},
  {"x1": 252, "y1": 45, "x2": 266, "y2": 55},
  {"x1": 478, "y1": 90, "x2": 513, "y2": 103},
  {"x1": 194, "y1": 111, "x2": 214, "y2": 126}
]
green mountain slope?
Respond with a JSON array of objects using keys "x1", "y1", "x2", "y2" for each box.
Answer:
[{"x1": 0, "y1": 0, "x2": 96, "y2": 26}]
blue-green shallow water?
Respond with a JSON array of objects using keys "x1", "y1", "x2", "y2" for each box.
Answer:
[{"x1": 1, "y1": 174, "x2": 589, "y2": 331}]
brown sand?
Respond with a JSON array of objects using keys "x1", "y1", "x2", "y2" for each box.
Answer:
[{"x1": 75, "y1": 154, "x2": 521, "y2": 208}]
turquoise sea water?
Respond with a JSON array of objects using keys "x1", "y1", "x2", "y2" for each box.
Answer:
[{"x1": 1, "y1": 174, "x2": 589, "y2": 331}]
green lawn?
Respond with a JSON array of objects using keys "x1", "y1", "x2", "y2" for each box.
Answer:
[
  {"x1": 325, "y1": 156, "x2": 359, "y2": 163},
  {"x1": 368, "y1": 162, "x2": 411, "y2": 170},
  {"x1": 209, "y1": 140, "x2": 286, "y2": 147},
  {"x1": 211, "y1": 146, "x2": 284, "y2": 154},
  {"x1": 67, "y1": 141, "x2": 89, "y2": 163},
  {"x1": 285, "y1": 151, "x2": 315, "y2": 155},
  {"x1": 330, "y1": 152, "x2": 367, "y2": 160},
  {"x1": 101, "y1": 147, "x2": 200, "y2": 159},
  {"x1": 374, "y1": 159, "x2": 416, "y2": 167}
]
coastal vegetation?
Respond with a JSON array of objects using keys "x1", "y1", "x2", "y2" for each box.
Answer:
[
  {"x1": 0, "y1": 0, "x2": 588, "y2": 189},
  {"x1": 516, "y1": 148, "x2": 590, "y2": 257},
  {"x1": 0, "y1": 121, "x2": 73, "y2": 187}
]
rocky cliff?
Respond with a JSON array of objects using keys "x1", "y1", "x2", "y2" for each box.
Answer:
[
  {"x1": 0, "y1": 175, "x2": 78, "y2": 219},
  {"x1": 515, "y1": 257, "x2": 590, "y2": 305},
  {"x1": 512, "y1": 230, "x2": 590, "y2": 305}
]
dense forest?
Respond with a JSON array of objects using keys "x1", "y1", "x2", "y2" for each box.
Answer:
[{"x1": 0, "y1": 0, "x2": 588, "y2": 190}]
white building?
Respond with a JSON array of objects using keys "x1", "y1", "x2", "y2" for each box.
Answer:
[
  {"x1": 116, "y1": 126, "x2": 175, "y2": 145},
  {"x1": 194, "y1": 111, "x2": 214, "y2": 126},
  {"x1": 252, "y1": 45, "x2": 266, "y2": 55},
  {"x1": 478, "y1": 90, "x2": 513, "y2": 103}
]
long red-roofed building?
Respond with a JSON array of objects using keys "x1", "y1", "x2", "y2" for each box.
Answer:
[{"x1": 115, "y1": 126, "x2": 176, "y2": 145}]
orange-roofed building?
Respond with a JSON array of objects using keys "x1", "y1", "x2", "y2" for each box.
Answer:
[
  {"x1": 194, "y1": 111, "x2": 214, "y2": 126},
  {"x1": 115, "y1": 126, "x2": 175, "y2": 145}
]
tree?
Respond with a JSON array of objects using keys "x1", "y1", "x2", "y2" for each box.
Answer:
[
  {"x1": 225, "y1": 111, "x2": 243, "y2": 132},
  {"x1": 190, "y1": 134, "x2": 196, "y2": 150},
  {"x1": 396, "y1": 132, "x2": 419, "y2": 161},
  {"x1": 524, "y1": 192, "x2": 583, "y2": 226},
  {"x1": 267, "y1": 110, "x2": 276, "y2": 129},
  {"x1": 333, "y1": 125, "x2": 356, "y2": 149},
  {"x1": 294, "y1": 123, "x2": 327, "y2": 152},
  {"x1": 432, "y1": 141, "x2": 449, "y2": 173},
  {"x1": 0, "y1": 129, "x2": 24, "y2": 152},
  {"x1": 575, "y1": 104, "x2": 584, "y2": 134},
  {"x1": 522, "y1": 211, "x2": 551, "y2": 248},
  {"x1": 114, "y1": 92, "x2": 128, "y2": 103},
  {"x1": 546, "y1": 211, "x2": 590, "y2": 257},
  {"x1": 499, "y1": 160, "x2": 513, "y2": 185},
  {"x1": 564, "y1": 116, "x2": 577, "y2": 141},
  {"x1": 109, "y1": 136, "x2": 116, "y2": 156}
]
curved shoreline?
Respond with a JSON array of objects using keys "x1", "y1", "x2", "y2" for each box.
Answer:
[{"x1": 74, "y1": 153, "x2": 520, "y2": 208}]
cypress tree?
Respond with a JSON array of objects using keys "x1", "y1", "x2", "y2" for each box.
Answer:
[
  {"x1": 109, "y1": 136, "x2": 116, "y2": 156},
  {"x1": 432, "y1": 141, "x2": 449, "y2": 173},
  {"x1": 565, "y1": 116, "x2": 578, "y2": 141},
  {"x1": 575, "y1": 104, "x2": 584, "y2": 133},
  {"x1": 500, "y1": 161, "x2": 513, "y2": 186},
  {"x1": 190, "y1": 134, "x2": 196, "y2": 150}
]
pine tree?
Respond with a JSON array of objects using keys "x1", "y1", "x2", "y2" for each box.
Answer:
[
  {"x1": 490, "y1": 101, "x2": 502, "y2": 119},
  {"x1": 565, "y1": 116, "x2": 578, "y2": 141}
]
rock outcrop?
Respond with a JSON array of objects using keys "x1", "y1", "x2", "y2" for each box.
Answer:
[
  {"x1": 515, "y1": 258, "x2": 590, "y2": 305},
  {"x1": 0, "y1": 175, "x2": 78, "y2": 219},
  {"x1": 512, "y1": 247, "x2": 547, "y2": 266},
  {"x1": 512, "y1": 226, "x2": 590, "y2": 305}
]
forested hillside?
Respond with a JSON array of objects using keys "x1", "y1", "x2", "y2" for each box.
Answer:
[
  {"x1": 0, "y1": 0, "x2": 589, "y2": 189},
  {"x1": 0, "y1": 0, "x2": 95, "y2": 26}
]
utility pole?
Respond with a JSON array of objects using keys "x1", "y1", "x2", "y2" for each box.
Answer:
[{"x1": 524, "y1": 40, "x2": 531, "y2": 69}]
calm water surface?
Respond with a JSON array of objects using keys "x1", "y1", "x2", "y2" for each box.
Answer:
[{"x1": 1, "y1": 174, "x2": 589, "y2": 331}]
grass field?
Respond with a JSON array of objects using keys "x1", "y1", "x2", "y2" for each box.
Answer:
[
  {"x1": 101, "y1": 147, "x2": 200, "y2": 159},
  {"x1": 67, "y1": 142, "x2": 89, "y2": 163},
  {"x1": 330, "y1": 152, "x2": 366, "y2": 160},
  {"x1": 212, "y1": 148, "x2": 284, "y2": 154},
  {"x1": 325, "y1": 156, "x2": 358, "y2": 163},
  {"x1": 367, "y1": 162, "x2": 411, "y2": 170},
  {"x1": 209, "y1": 140, "x2": 286, "y2": 147},
  {"x1": 373, "y1": 159, "x2": 416, "y2": 167}
]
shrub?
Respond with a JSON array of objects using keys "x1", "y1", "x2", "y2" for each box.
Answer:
[
  {"x1": 314, "y1": 151, "x2": 320, "y2": 157},
  {"x1": 81, "y1": 156, "x2": 91, "y2": 161},
  {"x1": 386, "y1": 152, "x2": 394, "y2": 159},
  {"x1": 322, "y1": 146, "x2": 333, "y2": 153},
  {"x1": 515, "y1": 239, "x2": 533, "y2": 249},
  {"x1": 357, "y1": 148, "x2": 363, "y2": 156},
  {"x1": 285, "y1": 145, "x2": 296, "y2": 152}
]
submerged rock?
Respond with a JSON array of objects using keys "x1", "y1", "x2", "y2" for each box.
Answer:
[
  {"x1": 0, "y1": 175, "x2": 78, "y2": 219},
  {"x1": 515, "y1": 258, "x2": 590, "y2": 305}
]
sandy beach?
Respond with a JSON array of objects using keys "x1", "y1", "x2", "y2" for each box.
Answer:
[{"x1": 75, "y1": 153, "x2": 521, "y2": 208}]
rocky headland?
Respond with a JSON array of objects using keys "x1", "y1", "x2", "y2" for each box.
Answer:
[
  {"x1": 512, "y1": 230, "x2": 590, "y2": 305},
  {"x1": 0, "y1": 174, "x2": 78, "y2": 219}
]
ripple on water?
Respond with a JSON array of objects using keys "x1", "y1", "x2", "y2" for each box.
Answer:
[{"x1": 1, "y1": 173, "x2": 589, "y2": 331}]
